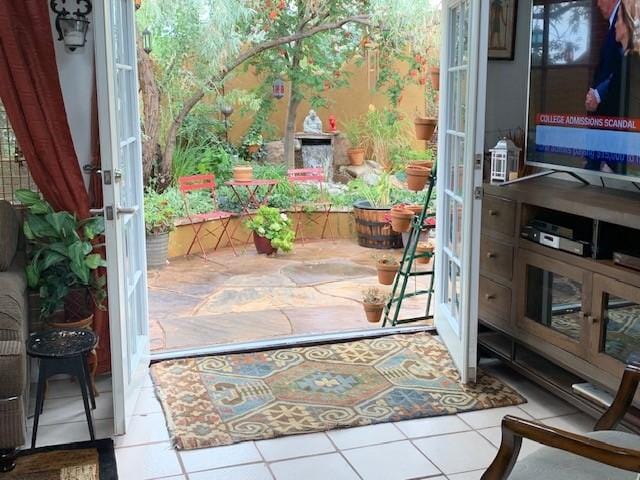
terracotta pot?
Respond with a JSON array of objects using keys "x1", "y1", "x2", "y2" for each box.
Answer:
[
  {"x1": 429, "y1": 66, "x2": 440, "y2": 91},
  {"x1": 414, "y1": 117, "x2": 437, "y2": 141},
  {"x1": 416, "y1": 243, "x2": 435, "y2": 264},
  {"x1": 377, "y1": 262, "x2": 399, "y2": 286},
  {"x1": 347, "y1": 147, "x2": 366, "y2": 166},
  {"x1": 408, "y1": 161, "x2": 434, "y2": 171},
  {"x1": 405, "y1": 204, "x2": 424, "y2": 216},
  {"x1": 247, "y1": 144, "x2": 260, "y2": 155},
  {"x1": 390, "y1": 208, "x2": 414, "y2": 233},
  {"x1": 406, "y1": 166, "x2": 431, "y2": 192},
  {"x1": 363, "y1": 303, "x2": 385, "y2": 323},
  {"x1": 253, "y1": 233, "x2": 276, "y2": 255},
  {"x1": 233, "y1": 166, "x2": 254, "y2": 182}
]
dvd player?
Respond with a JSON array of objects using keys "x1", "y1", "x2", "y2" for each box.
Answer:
[{"x1": 521, "y1": 225, "x2": 591, "y2": 257}]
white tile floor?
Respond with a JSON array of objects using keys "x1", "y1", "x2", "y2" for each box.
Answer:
[{"x1": 25, "y1": 361, "x2": 599, "y2": 480}]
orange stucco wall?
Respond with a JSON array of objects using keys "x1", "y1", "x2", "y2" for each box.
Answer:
[{"x1": 224, "y1": 58, "x2": 425, "y2": 145}]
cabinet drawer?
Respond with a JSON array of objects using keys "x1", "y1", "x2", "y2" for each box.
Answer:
[
  {"x1": 479, "y1": 276, "x2": 512, "y2": 325},
  {"x1": 482, "y1": 195, "x2": 516, "y2": 237},
  {"x1": 480, "y1": 236, "x2": 514, "y2": 281}
]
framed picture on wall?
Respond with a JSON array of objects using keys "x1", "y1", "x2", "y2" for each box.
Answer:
[{"x1": 489, "y1": 0, "x2": 518, "y2": 60}]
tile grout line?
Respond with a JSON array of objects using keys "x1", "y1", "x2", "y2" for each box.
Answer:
[{"x1": 323, "y1": 431, "x2": 365, "y2": 480}]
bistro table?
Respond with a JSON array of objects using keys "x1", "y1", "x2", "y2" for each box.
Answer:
[{"x1": 224, "y1": 179, "x2": 280, "y2": 250}]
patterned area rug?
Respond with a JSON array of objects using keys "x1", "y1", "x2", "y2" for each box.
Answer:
[
  {"x1": 4, "y1": 439, "x2": 117, "y2": 479},
  {"x1": 151, "y1": 333, "x2": 526, "y2": 450}
]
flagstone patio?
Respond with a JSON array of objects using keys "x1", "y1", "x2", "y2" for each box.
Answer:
[{"x1": 148, "y1": 240, "x2": 433, "y2": 352}]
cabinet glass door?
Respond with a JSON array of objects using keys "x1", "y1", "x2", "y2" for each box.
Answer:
[
  {"x1": 590, "y1": 275, "x2": 640, "y2": 377},
  {"x1": 516, "y1": 250, "x2": 590, "y2": 357}
]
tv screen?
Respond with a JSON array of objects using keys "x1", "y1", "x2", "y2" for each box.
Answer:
[{"x1": 526, "y1": 0, "x2": 640, "y2": 181}]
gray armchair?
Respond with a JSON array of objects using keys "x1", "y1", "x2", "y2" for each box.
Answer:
[{"x1": 482, "y1": 360, "x2": 640, "y2": 479}]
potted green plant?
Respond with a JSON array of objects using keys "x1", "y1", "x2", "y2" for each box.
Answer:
[
  {"x1": 343, "y1": 118, "x2": 365, "y2": 166},
  {"x1": 416, "y1": 241, "x2": 435, "y2": 264},
  {"x1": 352, "y1": 173, "x2": 403, "y2": 249},
  {"x1": 362, "y1": 287, "x2": 388, "y2": 323},
  {"x1": 144, "y1": 189, "x2": 176, "y2": 268},
  {"x1": 243, "y1": 130, "x2": 263, "y2": 156},
  {"x1": 374, "y1": 254, "x2": 400, "y2": 286},
  {"x1": 15, "y1": 190, "x2": 107, "y2": 326},
  {"x1": 245, "y1": 206, "x2": 294, "y2": 255}
]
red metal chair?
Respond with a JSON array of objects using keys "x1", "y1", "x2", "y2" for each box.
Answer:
[
  {"x1": 178, "y1": 174, "x2": 237, "y2": 258},
  {"x1": 288, "y1": 168, "x2": 335, "y2": 245}
]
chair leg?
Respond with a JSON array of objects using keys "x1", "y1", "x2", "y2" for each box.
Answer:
[
  {"x1": 186, "y1": 223, "x2": 206, "y2": 258},
  {"x1": 220, "y1": 218, "x2": 238, "y2": 256},
  {"x1": 0, "y1": 449, "x2": 17, "y2": 472},
  {"x1": 83, "y1": 353, "x2": 97, "y2": 409}
]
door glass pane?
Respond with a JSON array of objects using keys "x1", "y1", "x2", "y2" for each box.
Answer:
[
  {"x1": 525, "y1": 265, "x2": 582, "y2": 340},
  {"x1": 601, "y1": 294, "x2": 640, "y2": 364}
]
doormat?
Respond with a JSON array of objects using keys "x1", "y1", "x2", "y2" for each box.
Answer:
[
  {"x1": 151, "y1": 333, "x2": 526, "y2": 450},
  {"x1": 4, "y1": 439, "x2": 117, "y2": 479}
]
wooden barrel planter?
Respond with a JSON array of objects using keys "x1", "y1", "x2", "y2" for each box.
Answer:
[{"x1": 353, "y1": 201, "x2": 403, "y2": 250}]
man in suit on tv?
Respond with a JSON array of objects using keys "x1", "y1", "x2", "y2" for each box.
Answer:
[{"x1": 585, "y1": 0, "x2": 623, "y2": 116}]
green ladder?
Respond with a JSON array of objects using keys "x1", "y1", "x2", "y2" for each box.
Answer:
[{"x1": 382, "y1": 169, "x2": 437, "y2": 327}]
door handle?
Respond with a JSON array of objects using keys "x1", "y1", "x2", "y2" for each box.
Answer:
[
  {"x1": 89, "y1": 208, "x2": 104, "y2": 216},
  {"x1": 117, "y1": 205, "x2": 138, "y2": 216}
]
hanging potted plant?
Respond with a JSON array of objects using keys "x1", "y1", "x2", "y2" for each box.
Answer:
[
  {"x1": 375, "y1": 255, "x2": 400, "y2": 286},
  {"x1": 144, "y1": 189, "x2": 176, "y2": 268},
  {"x1": 243, "y1": 130, "x2": 263, "y2": 156},
  {"x1": 245, "y1": 206, "x2": 295, "y2": 255},
  {"x1": 362, "y1": 287, "x2": 388, "y2": 323},
  {"x1": 429, "y1": 65, "x2": 440, "y2": 91},
  {"x1": 414, "y1": 67, "x2": 439, "y2": 141},
  {"x1": 416, "y1": 241, "x2": 435, "y2": 264},
  {"x1": 343, "y1": 118, "x2": 365, "y2": 166},
  {"x1": 406, "y1": 165, "x2": 431, "y2": 192},
  {"x1": 390, "y1": 205, "x2": 414, "y2": 233},
  {"x1": 16, "y1": 190, "x2": 107, "y2": 328}
]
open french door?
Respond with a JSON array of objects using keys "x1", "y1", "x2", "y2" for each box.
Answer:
[
  {"x1": 435, "y1": 0, "x2": 488, "y2": 383},
  {"x1": 94, "y1": 0, "x2": 150, "y2": 435}
]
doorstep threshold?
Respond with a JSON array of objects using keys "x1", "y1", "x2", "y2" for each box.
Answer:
[{"x1": 150, "y1": 325, "x2": 437, "y2": 362}]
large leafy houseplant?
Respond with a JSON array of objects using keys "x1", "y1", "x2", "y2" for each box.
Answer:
[
  {"x1": 244, "y1": 206, "x2": 294, "y2": 254},
  {"x1": 144, "y1": 189, "x2": 176, "y2": 235},
  {"x1": 15, "y1": 190, "x2": 107, "y2": 320}
]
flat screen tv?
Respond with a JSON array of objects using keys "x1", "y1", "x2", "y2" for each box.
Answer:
[{"x1": 526, "y1": 0, "x2": 640, "y2": 182}]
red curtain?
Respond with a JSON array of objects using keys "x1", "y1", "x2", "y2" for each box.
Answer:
[
  {"x1": 0, "y1": 1, "x2": 111, "y2": 373},
  {"x1": 0, "y1": 1, "x2": 89, "y2": 217}
]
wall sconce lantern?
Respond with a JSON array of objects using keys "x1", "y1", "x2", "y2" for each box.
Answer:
[
  {"x1": 142, "y1": 28, "x2": 153, "y2": 54},
  {"x1": 272, "y1": 78, "x2": 285, "y2": 100},
  {"x1": 50, "y1": 0, "x2": 92, "y2": 51},
  {"x1": 490, "y1": 138, "x2": 522, "y2": 184}
]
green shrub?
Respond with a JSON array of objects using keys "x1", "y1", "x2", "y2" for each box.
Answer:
[{"x1": 244, "y1": 206, "x2": 295, "y2": 253}]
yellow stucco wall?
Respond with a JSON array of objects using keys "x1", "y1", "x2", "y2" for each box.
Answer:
[{"x1": 224, "y1": 58, "x2": 425, "y2": 145}]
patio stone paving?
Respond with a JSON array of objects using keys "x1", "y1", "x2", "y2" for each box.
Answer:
[{"x1": 148, "y1": 239, "x2": 433, "y2": 352}]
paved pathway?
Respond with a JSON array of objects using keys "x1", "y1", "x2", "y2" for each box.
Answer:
[{"x1": 148, "y1": 240, "x2": 433, "y2": 352}]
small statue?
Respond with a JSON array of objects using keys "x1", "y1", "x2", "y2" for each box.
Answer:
[
  {"x1": 328, "y1": 114, "x2": 337, "y2": 132},
  {"x1": 303, "y1": 109, "x2": 323, "y2": 133}
]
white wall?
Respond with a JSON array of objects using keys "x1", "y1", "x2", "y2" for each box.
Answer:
[
  {"x1": 484, "y1": 0, "x2": 532, "y2": 151},
  {"x1": 49, "y1": 11, "x2": 95, "y2": 189}
]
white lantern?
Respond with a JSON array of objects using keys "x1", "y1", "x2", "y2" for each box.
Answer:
[{"x1": 490, "y1": 138, "x2": 522, "y2": 184}]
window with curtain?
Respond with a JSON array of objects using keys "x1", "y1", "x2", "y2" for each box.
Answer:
[{"x1": 0, "y1": 102, "x2": 38, "y2": 202}]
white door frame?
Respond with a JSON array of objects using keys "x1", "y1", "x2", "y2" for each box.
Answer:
[
  {"x1": 94, "y1": 0, "x2": 150, "y2": 435},
  {"x1": 434, "y1": 0, "x2": 488, "y2": 383}
]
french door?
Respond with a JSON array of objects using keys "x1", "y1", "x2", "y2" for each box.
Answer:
[
  {"x1": 94, "y1": 0, "x2": 150, "y2": 435},
  {"x1": 435, "y1": 0, "x2": 488, "y2": 383}
]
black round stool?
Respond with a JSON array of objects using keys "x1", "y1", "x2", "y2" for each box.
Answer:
[{"x1": 27, "y1": 329, "x2": 98, "y2": 449}]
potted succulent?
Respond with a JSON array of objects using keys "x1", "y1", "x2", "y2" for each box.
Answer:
[
  {"x1": 362, "y1": 287, "x2": 388, "y2": 323},
  {"x1": 375, "y1": 255, "x2": 400, "y2": 286},
  {"x1": 416, "y1": 241, "x2": 435, "y2": 264},
  {"x1": 144, "y1": 189, "x2": 176, "y2": 268},
  {"x1": 343, "y1": 118, "x2": 365, "y2": 166},
  {"x1": 245, "y1": 206, "x2": 295, "y2": 255},
  {"x1": 16, "y1": 190, "x2": 107, "y2": 327},
  {"x1": 243, "y1": 130, "x2": 263, "y2": 156},
  {"x1": 390, "y1": 205, "x2": 414, "y2": 233}
]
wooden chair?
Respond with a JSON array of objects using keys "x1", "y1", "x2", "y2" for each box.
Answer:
[
  {"x1": 287, "y1": 168, "x2": 335, "y2": 245},
  {"x1": 178, "y1": 174, "x2": 237, "y2": 259},
  {"x1": 482, "y1": 358, "x2": 640, "y2": 479}
]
